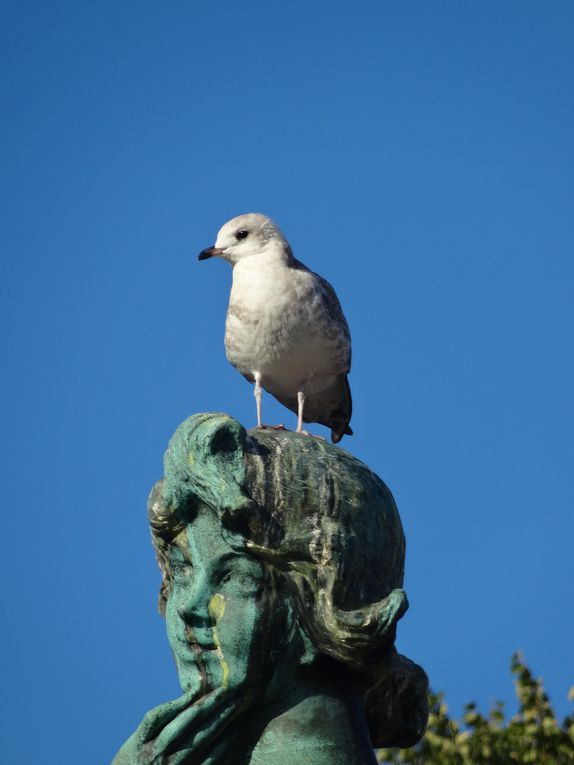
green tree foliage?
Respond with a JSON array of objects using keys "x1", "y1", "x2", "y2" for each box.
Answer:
[{"x1": 378, "y1": 654, "x2": 574, "y2": 764}]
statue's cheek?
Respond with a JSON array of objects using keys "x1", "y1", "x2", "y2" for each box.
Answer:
[{"x1": 212, "y1": 601, "x2": 260, "y2": 686}]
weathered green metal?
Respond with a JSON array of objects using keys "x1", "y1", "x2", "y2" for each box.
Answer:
[{"x1": 113, "y1": 413, "x2": 428, "y2": 764}]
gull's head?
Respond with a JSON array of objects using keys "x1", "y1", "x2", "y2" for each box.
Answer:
[{"x1": 198, "y1": 213, "x2": 289, "y2": 266}]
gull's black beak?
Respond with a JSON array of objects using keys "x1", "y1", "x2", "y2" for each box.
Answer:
[{"x1": 198, "y1": 246, "x2": 224, "y2": 261}]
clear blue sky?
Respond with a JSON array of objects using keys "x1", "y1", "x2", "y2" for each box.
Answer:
[{"x1": 1, "y1": 2, "x2": 573, "y2": 762}]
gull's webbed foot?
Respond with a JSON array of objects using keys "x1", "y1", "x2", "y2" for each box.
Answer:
[{"x1": 295, "y1": 429, "x2": 326, "y2": 441}]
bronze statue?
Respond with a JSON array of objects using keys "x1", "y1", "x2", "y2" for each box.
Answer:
[{"x1": 113, "y1": 413, "x2": 427, "y2": 764}]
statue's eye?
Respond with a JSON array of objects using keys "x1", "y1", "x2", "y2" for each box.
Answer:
[{"x1": 236, "y1": 229, "x2": 249, "y2": 241}]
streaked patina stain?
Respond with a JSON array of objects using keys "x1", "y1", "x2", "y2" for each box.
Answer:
[{"x1": 208, "y1": 593, "x2": 229, "y2": 689}]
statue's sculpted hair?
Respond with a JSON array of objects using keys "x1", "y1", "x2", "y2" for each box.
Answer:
[{"x1": 148, "y1": 413, "x2": 428, "y2": 748}]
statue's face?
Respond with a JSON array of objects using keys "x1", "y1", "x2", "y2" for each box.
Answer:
[{"x1": 165, "y1": 505, "x2": 291, "y2": 697}]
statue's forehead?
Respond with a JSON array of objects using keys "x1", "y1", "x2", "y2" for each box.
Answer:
[
  {"x1": 171, "y1": 506, "x2": 245, "y2": 568},
  {"x1": 186, "y1": 510, "x2": 229, "y2": 562}
]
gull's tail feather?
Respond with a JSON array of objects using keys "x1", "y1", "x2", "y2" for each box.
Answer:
[{"x1": 328, "y1": 374, "x2": 353, "y2": 444}]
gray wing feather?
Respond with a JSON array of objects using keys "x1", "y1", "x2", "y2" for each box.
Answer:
[
  {"x1": 289, "y1": 253, "x2": 352, "y2": 373},
  {"x1": 313, "y1": 273, "x2": 352, "y2": 373}
]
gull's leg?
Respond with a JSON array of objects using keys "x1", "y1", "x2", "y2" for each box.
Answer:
[
  {"x1": 295, "y1": 377, "x2": 325, "y2": 437},
  {"x1": 296, "y1": 390, "x2": 305, "y2": 432},
  {"x1": 254, "y1": 371, "x2": 287, "y2": 430},
  {"x1": 296, "y1": 389, "x2": 311, "y2": 435},
  {"x1": 253, "y1": 372, "x2": 263, "y2": 428}
]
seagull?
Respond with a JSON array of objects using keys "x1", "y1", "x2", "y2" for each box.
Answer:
[{"x1": 198, "y1": 213, "x2": 353, "y2": 443}]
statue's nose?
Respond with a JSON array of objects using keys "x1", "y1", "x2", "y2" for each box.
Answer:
[{"x1": 175, "y1": 573, "x2": 212, "y2": 627}]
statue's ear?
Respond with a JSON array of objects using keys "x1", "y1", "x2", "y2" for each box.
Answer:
[{"x1": 163, "y1": 413, "x2": 256, "y2": 522}]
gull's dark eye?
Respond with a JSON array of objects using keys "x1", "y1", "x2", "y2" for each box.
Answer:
[{"x1": 236, "y1": 229, "x2": 249, "y2": 241}]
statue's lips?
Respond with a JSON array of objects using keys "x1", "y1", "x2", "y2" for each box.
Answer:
[{"x1": 179, "y1": 638, "x2": 217, "y2": 652}]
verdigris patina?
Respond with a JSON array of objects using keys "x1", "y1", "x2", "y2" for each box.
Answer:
[{"x1": 113, "y1": 413, "x2": 428, "y2": 764}]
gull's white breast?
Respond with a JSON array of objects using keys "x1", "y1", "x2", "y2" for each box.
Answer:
[{"x1": 225, "y1": 257, "x2": 349, "y2": 398}]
